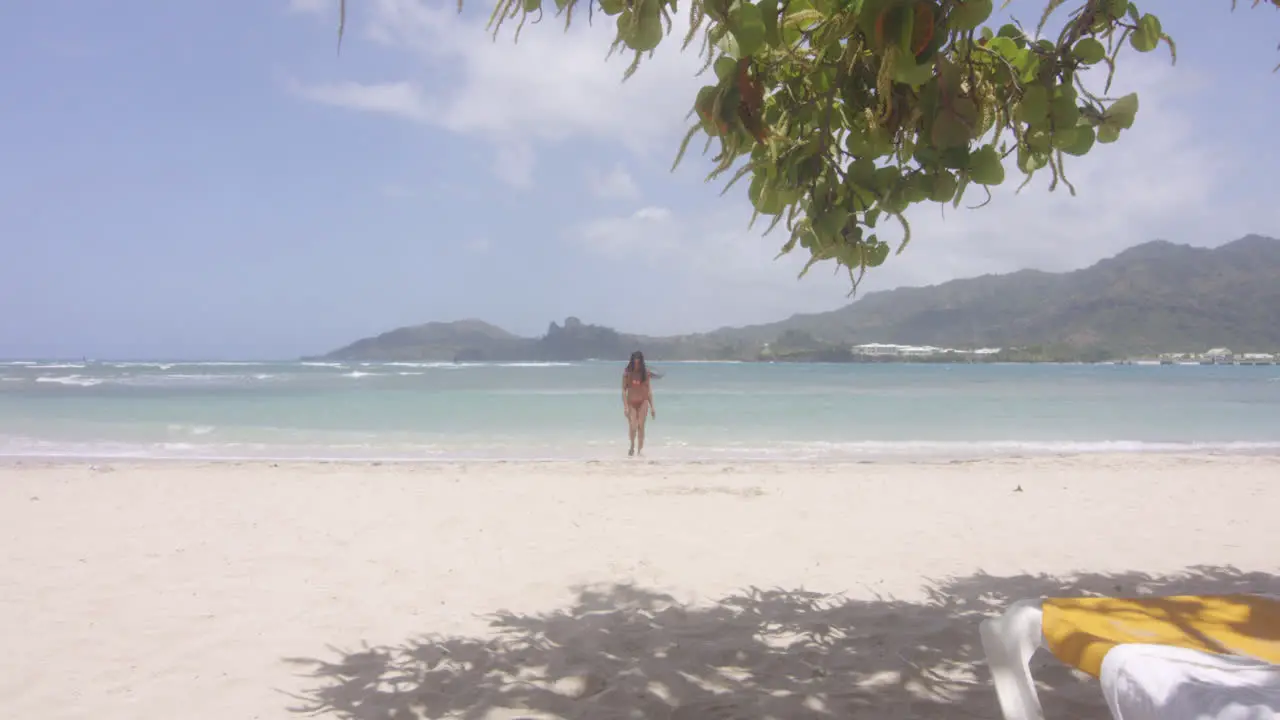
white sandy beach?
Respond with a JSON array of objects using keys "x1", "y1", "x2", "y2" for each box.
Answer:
[{"x1": 3, "y1": 454, "x2": 1279, "y2": 719}]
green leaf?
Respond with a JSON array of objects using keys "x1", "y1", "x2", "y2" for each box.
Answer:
[
  {"x1": 865, "y1": 240, "x2": 891, "y2": 268},
  {"x1": 729, "y1": 3, "x2": 767, "y2": 57},
  {"x1": 1016, "y1": 84, "x2": 1050, "y2": 126},
  {"x1": 812, "y1": 66, "x2": 837, "y2": 93},
  {"x1": 749, "y1": 174, "x2": 788, "y2": 215},
  {"x1": 597, "y1": 0, "x2": 624, "y2": 14},
  {"x1": 988, "y1": 36, "x2": 1019, "y2": 61},
  {"x1": 523, "y1": 0, "x2": 540, "y2": 11},
  {"x1": 968, "y1": 145, "x2": 1005, "y2": 185},
  {"x1": 850, "y1": 184, "x2": 877, "y2": 212},
  {"x1": 692, "y1": 86, "x2": 721, "y2": 135},
  {"x1": 903, "y1": 175, "x2": 929, "y2": 203},
  {"x1": 1025, "y1": 128, "x2": 1051, "y2": 153},
  {"x1": 813, "y1": 208, "x2": 851, "y2": 241},
  {"x1": 1017, "y1": 147, "x2": 1049, "y2": 174},
  {"x1": 1050, "y1": 94, "x2": 1080, "y2": 128},
  {"x1": 949, "y1": 0, "x2": 993, "y2": 31},
  {"x1": 715, "y1": 29, "x2": 742, "y2": 58},
  {"x1": 782, "y1": 8, "x2": 824, "y2": 29},
  {"x1": 1019, "y1": 58, "x2": 1042, "y2": 85},
  {"x1": 912, "y1": 142, "x2": 940, "y2": 167},
  {"x1": 892, "y1": 56, "x2": 935, "y2": 87},
  {"x1": 1096, "y1": 123, "x2": 1121, "y2": 144},
  {"x1": 634, "y1": 13, "x2": 663, "y2": 51},
  {"x1": 936, "y1": 146, "x2": 969, "y2": 170},
  {"x1": 1073, "y1": 37, "x2": 1106, "y2": 64},
  {"x1": 932, "y1": 110, "x2": 972, "y2": 149},
  {"x1": 714, "y1": 56, "x2": 738, "y2": 82},
  {"x1": 759, "y1": 0, "x2": 782, "y2": 48},
  {"x1": 1130, "y1": 13, "x2": 1161, "y2": 53},
  {"x1": 845, "y1": 129, "x2": 870, "y2": 157},
  {"x1": 780, "y1": 20, "x2": 802, "y2": 46},
  {"x1": 616, "y1": 9, "x2": 636, "y2": 45},
  {"x1": 929, "y1": 171, "x2": 959, "y2": 202},
  {"x1": 1059, "y1": 125, "x2": 1096, "y2": 156},
  {"x1": 874, "y1": 165, "x2": 902, "y2": 195},
  {"x1": 865, "y1": 126, "x2": 896, "y2": 159},
  {"x1": 1050, "y1": 127, "x2": 1079, "y2": 151},
  {"x1": 847, "y1": 156, "x2": 877, "y2": 188},
  {"x1": 618, "y1": 6, "x2": 663, "y2": 52},
  {"x1": 1103, "y1": 92, "x2": 1139, "y2": 130}
]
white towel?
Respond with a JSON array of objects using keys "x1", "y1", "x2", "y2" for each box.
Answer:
[{"x1": 1101, "y1": 643, "x2": 1280, "y2": 720}]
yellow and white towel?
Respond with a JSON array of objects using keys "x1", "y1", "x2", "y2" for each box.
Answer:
[{"x1": 1042, "y1": 594, "x2": 1280, "y2": 678}]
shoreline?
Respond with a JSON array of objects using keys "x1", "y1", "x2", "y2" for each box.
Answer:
[
  {"x1": 4, "y1": 446, "x2": 1280, "y2": 468},
  {"x1": 294, "y1": 355, "x2": 1278, "y2": 365}
]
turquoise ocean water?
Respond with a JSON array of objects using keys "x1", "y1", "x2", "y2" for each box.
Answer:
[{"x1": 1, "y1": 360, "x2": 1279, "y2": 461}]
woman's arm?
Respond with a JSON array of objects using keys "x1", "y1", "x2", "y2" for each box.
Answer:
[
  {"x1": 647, "y1": 380, "x2": 656, "y2": 417},
  {"x1": 621, "y1": 373, "x2": 630, "y2": 410}
]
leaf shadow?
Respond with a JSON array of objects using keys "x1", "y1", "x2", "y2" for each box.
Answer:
[{"x1": 284, "y1": 565, "x2": 1280, "y2": 720}]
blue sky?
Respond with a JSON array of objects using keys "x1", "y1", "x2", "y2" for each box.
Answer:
[{"x1": 2, "y1": 0, "x2": 1277, "y2": 360}]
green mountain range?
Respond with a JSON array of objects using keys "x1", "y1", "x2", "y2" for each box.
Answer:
[{"x1": 313, "y1": 234, "x2": 1280, "y2": 363}]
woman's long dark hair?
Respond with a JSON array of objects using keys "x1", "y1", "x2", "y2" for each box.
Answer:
[{"x1": 626, "y1": 351, "x2": 647, "y2": 382}]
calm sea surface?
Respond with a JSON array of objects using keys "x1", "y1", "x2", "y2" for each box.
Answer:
[{"x1": 1, "y1": 360, "x2": 1278, "y2": 461}]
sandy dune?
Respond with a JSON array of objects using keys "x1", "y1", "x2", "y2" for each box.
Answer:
[{"x1": 2, "y1": 454, "x2": 1278, "y2": 719}]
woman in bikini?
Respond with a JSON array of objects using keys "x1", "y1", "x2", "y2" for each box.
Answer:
[{"x1": 622, "y1": 350, "x2": 656, "y2": 457}]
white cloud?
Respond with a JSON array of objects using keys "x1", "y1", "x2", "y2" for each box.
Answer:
[
  {"x1": 576, "y1": 206, "x2": 677, "y2": 258},
  {"x1": 291, "y1": 0, "x2": 706, "y2": 184},
  {"x1": 292, "y1": 79, "x2": 432, "y2": 122},
  {"x1": 569, "y1": 204, "x2": 854, "y2": 333},
  {"x1": 588, "y1": 164, "x2": 642, "y2": 201}
]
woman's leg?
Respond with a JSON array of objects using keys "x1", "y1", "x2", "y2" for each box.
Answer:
[
  {"x1": 626, "y1": 406, "x2": 638, "y2": 456},
  {"x1": 635, "y1": 402, "x2": 649, "y2": 456}
]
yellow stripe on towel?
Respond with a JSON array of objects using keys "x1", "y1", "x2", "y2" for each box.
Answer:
[{"x1": 1042, "y1": 594, "x2": 1280, "y2": 678}]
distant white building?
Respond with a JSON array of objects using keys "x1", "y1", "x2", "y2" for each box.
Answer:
[
  {"x1": 899, "y1": 345, "x2": 942, "y2": 356},
  {"x1": 852, "y1": 343, "x2": 1003, "y2": 357},
  {"x1": 852, "y1": 343, "x2": 906, "y2": 356}
]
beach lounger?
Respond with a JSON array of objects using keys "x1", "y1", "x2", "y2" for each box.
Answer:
[{"x1": 979, "y1": 594, "x2": 1280, "y2": 720}]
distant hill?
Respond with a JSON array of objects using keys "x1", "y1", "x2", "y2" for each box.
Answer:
[
  {"x1": 321, "y1": 319, "x2": 528, "y2": 362},
  {"x1": 319, "y1": 317, "x2": 658, "y2": 363},
  {"x1": 311, "y1": 235, "x2": 1280, "y2": 361}
]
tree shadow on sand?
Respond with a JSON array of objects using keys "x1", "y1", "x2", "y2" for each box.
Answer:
[{"x1": 285, "y1": 565, "x2": 1280, "y2": 720}]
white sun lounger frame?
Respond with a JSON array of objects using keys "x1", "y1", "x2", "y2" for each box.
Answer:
[{"x1": 980, "y1": 599, "x2": 1051, "y2": 720}]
